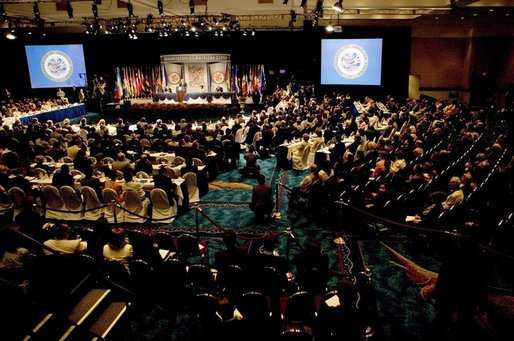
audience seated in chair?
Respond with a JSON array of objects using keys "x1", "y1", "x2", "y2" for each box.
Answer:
[
  {"x1": 240, "y1": 145, "x2": 260, "y2": 177},
  {"x1": 249, "y1": 174, "x2": 273, "y2": 221},
  {"x1": 43, "y1": 223, "x2": 87, "y2": 255}
]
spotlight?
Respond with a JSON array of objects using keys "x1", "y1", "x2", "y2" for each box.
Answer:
[
  {"x1": 157, "y1": 0, "x2": 163, "y2": 15},
  {"x1": 325, "y1": 24, "x2": 334, "y2": 32},
  {"x1": 332, "y1": 1, "x2": 343, "y2": 12},
  {"x1": 300, "y1": 0, "x2": 307, "y2": 8},
  {"x1": 92, "y1": 3, "x2": 98, "y2": 19},
  {"x1": 290, "y1": 9, "x2": 296, "y2": 22},
  {"x1": 189, "y1": 0, "x2": 194, "y2": 15},
  {"x1": 33, "y1": 2, "x2": 40, "y2": 21},
  {"x1": 0, "y1": 4, "x2": 6, "y2": 20},
  {"x1": 127, "y1": 1, "x2": 134, "y2": 17},
  {"x1": 6, "y1": 32, "x2": 17, "y2": 40},
  {"x1": 66, "y1": 2, "x2": 74, "y2": 19}
]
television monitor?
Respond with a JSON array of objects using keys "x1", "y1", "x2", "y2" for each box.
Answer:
[
  {"x1": 321, "y1": 38, "x2": 383, "y2": 86},
  {"x1": 25, "y1": 44, "x2": 88, "y2": 88}
]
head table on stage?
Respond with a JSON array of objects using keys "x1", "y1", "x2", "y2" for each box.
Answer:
[{"x1": 152, "y1": 92, "x2": 236, "y2": 105}]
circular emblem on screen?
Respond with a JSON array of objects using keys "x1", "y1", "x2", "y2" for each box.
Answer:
[
  {"x1": 41, "y1": 50, "x2": 73, "y2": 82},
  {"x1": 212, "y1": 71, "x2": 225, "y2": 84},
  {"x1": 169, "y1": 72, "x2": 180, "y2": 84},
  {"x1": 334, "y1": 44, "x2": 368, "y2": 79}
]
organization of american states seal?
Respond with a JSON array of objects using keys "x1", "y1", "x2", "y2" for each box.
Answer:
[
  {"x1": 212, "y1": 71, "x2": 225, "y2": 84},
  {"x1": 41, "y1": 50, "x2": 73, "y2": 82},
  {"x1": 169, "y1": 72, "x2": 180, "y2": 84},
  {"x1": 334, "y1": 44, "x2": 368, "y2": 79}
]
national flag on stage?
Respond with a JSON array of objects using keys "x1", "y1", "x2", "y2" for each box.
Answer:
[
  {"x1": 259, "y1": 65, "x2": 266, "y2": 94},
  {"x1": 225, "y1": 63, "x2": 231, "y2": 91},
  {"x1": 122, "y1": 67, "x2": 129, "y2": 98},
  {"x1": 241, "y1": 65, "x2": 248, "y2": 95},
  {"x1": 114, "y1": 67, "x2": 123, "y2": 99},
  {"x1": 251, "y1": 65, "x2": 258, "y2": 92},
  {"x1": 157, "y1": 66, "x2": 163, "y2": 92},
  {"x1": 231, "y1": 65, "x2": 239, "y2": 94}
]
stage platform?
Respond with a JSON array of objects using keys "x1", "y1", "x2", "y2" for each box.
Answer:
[{"x1": 153, "y1": 92, "x2": 236, "y2": 105}]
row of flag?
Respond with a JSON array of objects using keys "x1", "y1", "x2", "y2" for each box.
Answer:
[
  {"x1": 114, "y1": 66, "x2": 163, "y2": 99},
  {"x1": 113, "y1": 64, "x2": 266, "y2": 99},
  {"x1": 231, "y1": 64, "x2": 266, "y2": 95}
]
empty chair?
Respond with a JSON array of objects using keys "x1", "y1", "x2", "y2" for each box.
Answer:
[
  {"x1": 173, "y1": 156, "x2": 186, "y2": 165},
  {"x1": 236, "y1": 291, "x2": 272, "y2": 321},
  {"x1": 188, "y1": 264, "x2": 216, "y2": 289},
  {"x1": 130, "y1": 259, "x2": 155, "y2": 294},
  {"x1": 60, "y1": 186, "x2": 84, "y2": 220},
  {"x1": 156, "y1": 156, "x2": 169, "y2": 165},
  {"x1": 60, "y1": 156, "x2": 73, "y2": 163},
  {"x1": 0, "y1": 185, "x2": 13, "y2": 216},
  {"x1": 7, "y1": 187, "x2": 26, "y2": 221},
  {"x1": 33, "y1": 167, "x2": 49, "y2": 179},
  {"x1": 42, "y1": 185, "x2": 68, "y2": 220},
  {"x1": 183, "y1": 172, "x2": 200, "y2": 203},
  {"x1": 216, "y1": 264, "x2": 247, "y2": 294},
  {"x1": 153, "y1": 232, "x2": 176, "y2": 251},
  {"x1": 176, "y1": 233, "x2": 207, "y2": 263},
  {"x1": 81, "y1": 186, "x2": 104, "y2": 221},
  {"x1": 284, "y1": 291, "x2": 316, "y2": 327},
  {"x1": 150, "y1": 188, "x2": 177, "y2": 224},
  {"x1": 192, "y1": 157, "x2": 204, "y2": 166},
  {"x1": 45, "y1": 155, "x2": 55, "y2": 163},
  {"x1": 135, "y1": 171, "x2": 150, "y2": 179},
  {"x1": 121, "y1": 190, "x2": 150, "y2": 223},
  {"x1": 140, "y1": 139, "x2": 152, "y2": 149},
  {"x1": 102, "y1": 188, "x2": 124, "y2": 223},
  {"x1": 102, "y1": 157, "x2": 115, "y2": 165}
]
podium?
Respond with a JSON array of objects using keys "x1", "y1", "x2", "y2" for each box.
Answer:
[{"x1": 176, "y1": 86, "x2": 186, "y2": 103}]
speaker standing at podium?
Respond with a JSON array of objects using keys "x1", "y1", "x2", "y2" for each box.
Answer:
[{"x1": 176, "y1": 79, "x2": 187, "y2": 103}]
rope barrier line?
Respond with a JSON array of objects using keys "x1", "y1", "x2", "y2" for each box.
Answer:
[{"x1": 196, "y1": 207, "x2": 270, "y2": 241}]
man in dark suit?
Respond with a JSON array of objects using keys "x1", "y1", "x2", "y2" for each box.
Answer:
[
  {"x1": 249, "y1": 174, "x2": 273, "y2": 221},
  {"x1": 153, "y1": 166, "x2": 177, "y2": 204}
]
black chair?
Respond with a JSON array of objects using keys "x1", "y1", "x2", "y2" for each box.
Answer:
[
  {"x1": 101, "y1": 259, "x2": 130, "y2": 285},
  {"x1": 217, "y1": 264, "x2": 248, "y2": 295},
  {"x1": 278, "y1": 327, "x2": 313, "y2": 341},
  {"x1": 193, "y1": 292, "x2": 222, "y2": 330},
  {"x1": 316, "y1": 289, "x2": 362, "y2": 341},
  {"x1": 129, "y1": 259, "x2": 155, "y2": 294},
  {"x1": 176, "y1": 233, "x2": 208, "y2": 263},
  {"x1": 188, "y1": 263, "x2": 216, "y2": 290},
  {"x1": 153, "y1": 231, "x2": 177, "y2": 251},
  {"x1": 236, "y1": 291, "x2": 272, "y2": 321},
  {"x1": 284, "y1": 291, "x2": 316, "y2": 327}
]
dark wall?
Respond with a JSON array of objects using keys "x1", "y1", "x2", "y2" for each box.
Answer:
[{"x1": 0, "y1": 26, "x2": 410, "y2": 100}]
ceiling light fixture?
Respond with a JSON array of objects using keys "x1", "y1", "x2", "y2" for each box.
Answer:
[
  {"x1": 189, "y1": 0, "x2": 195, "y2": 15},
  {"x1": 127, "y1": 1, "x2": 134, "y2": 17},
  {"x1": 332, "y1": 1, "x2": 343, "y2": 12},
  {"x1": 157, "y1": 0, "x2": 164, "y2": 15},
  {"x1": 33, "y1": 2, "x2": 40, "y2": 21},
  {"x1": 92, "y1": 3, "x2": 98, "y2": 20},
  {"x1": 66, "y1": 2, "x2": 73, "y2": 19}
]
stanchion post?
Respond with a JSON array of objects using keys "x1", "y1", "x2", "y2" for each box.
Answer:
[
  {"x1": 275, "y1": 180, "x2": 279, "y2": 213},
  {"x1": 195, "y1": 204, "x2": 200, "y2": 241},
  {"x1": 112, "y1": 201, "x2": 118, "y2": 227},
  {"x1": 285, "y1": 227, "x2": 292, "y2": 261}
]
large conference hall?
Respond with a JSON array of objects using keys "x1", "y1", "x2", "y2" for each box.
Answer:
[{"x1": 0, "y1": 1, "x2": 513, "y2": 340}]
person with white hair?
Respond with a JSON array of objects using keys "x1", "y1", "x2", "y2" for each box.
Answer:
[{"x1": 442, "y1": 176, "x2": 464, "y2": 210}]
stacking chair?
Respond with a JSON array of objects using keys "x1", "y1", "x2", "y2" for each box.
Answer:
[
  {"x1": 102, "y1": 188, "x2": 124, "y2": 223},
  {"x1": 176, "y1": 233, "x2": 207, "y2": 263},
  {"x1": 81, "y1": 186, "x2": 104, "y2": 221},
  {"x1": 7, "y1": 187, "x2": 26, "y2": 221},
  {"x1": 183, "y1": 172, "x2": 200, "y2": 203},
  {"x1": 42, "y1": 185, "x2": 68, "y2": 220},
  {"x1": 121, "y1": 190, "x2": 149, "y2": 223},
  {"x1": 150, "y1": 188, "x2": 176, "y2": 224},
  {"x1": 284, "y1": 291, "x2": 317, "y2": 331},
  {"x1": 60, "y1": 185, "x2": 84, "y2": 220},
  {"x1": 292, "y1": 145, "x2": 311, "y2": 171},
  {"x1": 135, "y1": 171, "x2": 150, "y2": 179},
  {"x1": 0, "y1": 185, "x2": 13, "y2": 217}
]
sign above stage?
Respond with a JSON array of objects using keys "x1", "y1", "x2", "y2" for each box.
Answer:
[{"x1": 160, "y1": 54, "x2": 231, "y2": 63}]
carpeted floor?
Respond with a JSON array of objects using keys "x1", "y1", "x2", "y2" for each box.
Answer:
[{"x1": 59, "y1": 113, "x2": 510, "y2": 340}]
